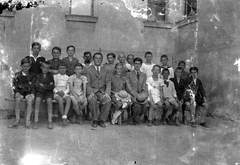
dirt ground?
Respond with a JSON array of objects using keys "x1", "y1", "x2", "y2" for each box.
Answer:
[{"x1": 0, "y1": 117, "x2": 239, "y2": 165}]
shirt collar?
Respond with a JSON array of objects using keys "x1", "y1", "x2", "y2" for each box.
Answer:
[{"x1": 30, "y1": 54, "x2": 41, "y2": 61}]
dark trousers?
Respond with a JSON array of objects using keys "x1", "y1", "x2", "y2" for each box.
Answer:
[
  {"x1": 88, "y1": 92, "x2": 111, "y2": 122},
  {"x1": 132, "y1": 102, "x2": 149, "y2": 123}
]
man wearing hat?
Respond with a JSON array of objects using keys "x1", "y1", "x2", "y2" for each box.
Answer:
[{"x1": 126, "y1": 57, "x2": 149, "y2": 125}]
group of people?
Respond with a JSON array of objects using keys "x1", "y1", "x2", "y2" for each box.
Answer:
[{"x1": 8, "y1": 41, "x2": 209, "y2": 130}]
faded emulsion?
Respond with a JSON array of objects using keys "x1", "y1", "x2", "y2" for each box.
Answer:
[{"x1": 0, "y1": 0, "x2": 239, "y2": 165}]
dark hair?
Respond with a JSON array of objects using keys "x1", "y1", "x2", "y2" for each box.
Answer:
[
  {"x1": 21, "y1": 58, "x2": 31, "y2": 65},
  {"x1": 107, "y1": 53, "x2": 116, "y2": 59},
  {"x1": 52, "y1": 46, "x2": 61, "y2": 53},
  {"x1": 58, "y1": 62, "x2": 67, "y2": 68},
  {"x1": 162, "y1": 68, "x2": 170, "y2": 74},
  {"x1": 178, "y1": 60, "x2": 186, "y2": 66},
  {"x1": 67, "y1": 45, "x2": 75, "y2": 51},
  {"x1": 83, "y1": 51, "x2": 91, "y2": 57},
  {"x1": 93, "y1": 52, "x2": 103, "y2": 59},
  {"x1": 175, "y1": 67, "x2": 183, "y2": 71},
  {"x1": 41, "y1": 61, "x2": 50, "y2": 66},
  {"x1": 152, "y1": 64, "x2": 161, "y2": 70},
  {"x1": 127, "y1": 54, "x2": 134, "y2": 59},
  {"x1": 190, "y1": 67, "x2": 198, "y2": 73},
  {"x1": 31, "y1": 42, "x2": 41, "y2": 49},
  {"x1": 161, "y1": 54, "x2": 168, "y2": 60},
  {"x1": 74, "y1": 63, "x2": 83, "y2": 69},
  {"x1": 133, "y1": 57, "x2": 143, "y2": 64},
  {"x1": 145, "y1": 51, "x2": 153, "y2": 57}
]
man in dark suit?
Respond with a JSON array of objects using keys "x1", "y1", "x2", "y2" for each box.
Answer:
[
  {"x1": 170, "y1": 67, "x2": 185, "y2": 126},
  {"x1": 86, "y1": 53, "x2": 111, "y2": 128},
  {"x1": 126, "y1": 57, "x2": 149, "y2": 125},
  {"x1": 185, "y1": 67, "x2": 209, "y2": 128}
]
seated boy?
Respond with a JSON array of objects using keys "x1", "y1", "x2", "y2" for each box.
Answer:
[
  {"x1": 185, "y1": 67, "x2": 209, "y2": 128},
  {"x1": 68, "y1": 63, "x2": 88, "y2": 125},
  {"x1": 47, "y1": 46, "x2": 62, "y2": 75},
  {"x1": 33, "y1": 61, "x2": 55, "y2": 129},
  {"x1": 146, "y1": 65, "x2": 164, "y2": 126},
  {"x1": 8, "y1": 58, "x2": 35, "y2": 129},
  {"x1": 53, "y1": 62, "x2": 71, "y2": 125},
  {"x1": 162, "y1": 68, "x2": 179, "y2": 125},
  {"x1": 170, "y1": 67, "x2": 186, "y2": 126}
]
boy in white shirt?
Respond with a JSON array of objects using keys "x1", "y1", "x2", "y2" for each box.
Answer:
[
  {"x1": 146, "y1": 65, "x2": 164, "y2": 126},
  {"x1": 53, "y1": 62, "x2": 71, "y2": 125},
  {"x1": 140, "y1": 51, "x2": 155, "y2": 78}
]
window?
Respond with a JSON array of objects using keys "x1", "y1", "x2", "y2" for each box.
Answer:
[
  {"x1": 70, "y1": 0, "x2": 94, "y2": 16},
  {"x1": 147, "y1": 0, "x2": 166, "y2": 21},
  {"x1": 185, "y1": 0, "x2": 197, "y2": 17}
]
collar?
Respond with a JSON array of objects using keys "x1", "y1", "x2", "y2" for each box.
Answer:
[
  {"x1": 30, "y1": 54, "x2": 41, "y2": 61},
  {"x1": 82, "y1": 62, "x2": 92, "y2": 66},
  {"x1": 21, "y1": 71, "x2": 28, "y2": 76}
]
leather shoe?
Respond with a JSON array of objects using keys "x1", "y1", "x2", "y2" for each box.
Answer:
[
  {"x1": 98, "y1": 121, "x2": 106, "y2": 128},
  {"x1": 92, "y1": 121, "x2": 98, "y2": 128},
  {"x1": 199, "y1": 122, "x2": 209, "y2": 128}
]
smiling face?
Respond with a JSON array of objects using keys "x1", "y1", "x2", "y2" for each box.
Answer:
[
  {"x1": 162, "y1": 70, "x2": 170, "y2": 79},
  {"x1": 175, "y1": 69, "x2": 182, "y2": 78},
  {"x1": 160, "y1": 57, "x2": 168, "y2": 66},
  {"x1": 134, "y1": 61, "x2": 142, "y2": 71},
  {"x1": 152, "y1": 66, "x2": 160, "y2": 77},
  {"x1": 107, "y1": 55, "x2": 115, "y2": 64},
  {"x1": 127, "y1": 55, "x2": 134, "y2": 64},
  {"x1": 145, "y1": 53, "x2": 153, "y2": 63},
  {"x1": 190, "y1": 69, "x2": 198, "y2": 79},
  {"x1": 179, "y1": 62, "x2": 186, "y2": 70},
  {"x1": 74, "y1": 66, "x2": 83, "y2": 76},
  {"x1": 118, "y1": 54, "x2": 126, "y2": 63},
  {"x1": 59, "y1": 65, "x2": 67, "y2": 75},
  {"x1": 52, "y1": 49, "x2": 61, "y2": 60},
  {"x1": 115, "y1": 64, "x2": 123, "y2": 76}
]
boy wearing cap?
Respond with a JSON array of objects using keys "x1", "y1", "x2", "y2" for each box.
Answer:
[{"x1": 126, "y1": 57, "x2": 149, "y2": 125}]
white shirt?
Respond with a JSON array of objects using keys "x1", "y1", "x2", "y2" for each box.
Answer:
[
  {"x1": 140, "y1": 63, "x2": 155, "y2": 78},
  {"x1": 53, "y1": 73, "x2": 70, "y2": 94},
  {"x1": 29, "y1": 54, "x2": 42, "y2": 62},
  {"x1": 126, "y1": 63, "x2": 134, "y2": 71},
  {"x1": 146, "y1": 77, "x2": 164, "y2": 103},
  {"x1": 160, "y1": 66, "x2": 174, "y2": 79}
]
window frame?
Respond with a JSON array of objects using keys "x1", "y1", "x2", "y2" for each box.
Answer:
[
  {"x1": 184, "y1": 0, "x2": 197, "y2": 18},
  {"x1": 147, "y1": 0, "x2": 167, "y2": 22},
  {"x1": 69, "y1": 0, "x2": 94, "y2": 16}
]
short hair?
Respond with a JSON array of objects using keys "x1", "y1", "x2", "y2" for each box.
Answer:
[
  {"x1": 118, "y1": 53, "x2": 126, "y2": 58},
  {"x1": 190, "y1": 67, "x2": 198, "y2": 73},
  {"x1": 133, "y1": 57, "x2": 143, "y2": 64},
  {"x1": 74, "y1": 63, "x2": 83, "y2": 69},
  {"x1": 161, "y1": 54, "x2": 168, "y2": 60},
  {"x1": 21, "y1": 58, "x2": 31, "y2": 65},
  {"x1": 107, "y1": 53, "x2": 116, "y2": 59},
  {"x1": 58, "y1": 62, "x2": 67, "y2": 68},
  {"x1": 31, "y1": 42, "x2": 41, "y2": 49},
  {"x1": 162, "y1": 68, "x2": 170, "y2": 74},
  {"x1": 52, "y1": 46, "x2": 61, "y2": 53},
  {"x1": 145, "y1": 51, "x2": 153, "y2": 57},
  {"x1": 178, "y1": 60, "x2": 186, "y2": 66},
  {"x1": 127, "y1": 54, "x2": 134, "y2": 59},
  {"x1": 93, "y1": 52, "x2": 103, "y2": 59},
  {"x1": 175, "y1": 67, "x2": 183, "y2": 72},
  {"x1": 115, "y1": 62, "x2": 124, "y2": 69},
  {"x1": 152, "y1": 64, "x2": 161, "y2": 70},
  {"x1": 83, "y1": 51, "x2": 91, "y2": 57},
  {"x1": 67, "y1": 45, "x2": 75, "y2": 51}
]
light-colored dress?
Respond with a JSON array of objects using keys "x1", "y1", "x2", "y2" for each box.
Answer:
[{"x1": 147, "y1": 77, "x2": 164, "y2": 103}]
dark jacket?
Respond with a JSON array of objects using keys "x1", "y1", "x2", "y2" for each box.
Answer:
[
  {"x1": 13, "y1": 71, "x2": 35, "y2": 96},
  {"x1": 185, "y1": 76, "x2": 206, "y2": 99},
  {"x1": 34, "y1": 72, "x2": 54, "y2": 93},
  {"x1": 170, "y1": 77, "x2": 185, "y2": 100},
  {"x1": 25, "y1": 55, "x2": 45, "y2": 74}
]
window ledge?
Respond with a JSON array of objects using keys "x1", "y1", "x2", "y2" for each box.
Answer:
[
  {"x1": 65, "y1": 15, "x2": 98, "y2": 23},
  {"x1": 0, "y1": 10, "x2": 15, "y2": 18},
  {"x1": 175, "y1": 15, "x2": 198, "y2": 28},
  {"x1": 143, "y1": 21, "x2": 173, "y2": 29}
]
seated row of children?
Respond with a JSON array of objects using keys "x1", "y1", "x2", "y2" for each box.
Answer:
[{"x1": 8, "y1": 42, "x2": 209, "y2": 129}]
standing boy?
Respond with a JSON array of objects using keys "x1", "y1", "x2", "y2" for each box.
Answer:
[
  {"x1": 178, "y1": 61, "x2": 189, "y2": 80},
  {"x1": 87, "y1": 53, "x2": 112, "y2": 128},
  {"x1": 47, "y1": 46, "x2": 62, "y2": 75},
  {"x1": 62, "y1": 45, "x2": 79, "y2": 76},
  {"x1": 126, "y1": 57, "x2": 149, "y2": 125},
  {"x1": 25, "y1": 42, "x2": 45, "y2": 74},
  {"x1": 69, "y1": 63, "x2": 88, "y2": 125},
  {"x1": 140, "y1": 51, "x2": 155, "y2": 78},
  {"x1": 118, "y1": 53, "x2": 129, "y2": 76},
  {"x1": 33, "y1": 61, "x2": 54, "y2": 129},
  {"x1": 160, "y1": 54, "x2": 174, "y2": 79},
  {"x1": 170, "y1": 67, "x2": 185, "y2": 126},
  {"x1": 53, "y1": 62, "x2": 71, "y2": 125},
  {"x1": 146, "y1": 65, "x2": 164, "y2": 126},
  {"x1": 162, "y1": 68, "x2": 179, "y2": 125},
  {"x1": 8, "y1": 58, "x2": 35, "y2": 129},
  {"x1": 103, "y1": 53, "x2": 116, "y2": 74},
  {"x1": 126, "y1": 54, "x2": 134, "y2": 71}
]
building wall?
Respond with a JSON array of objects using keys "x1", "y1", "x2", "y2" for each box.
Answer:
[{"x1": 0, "y1": 0, "x2": 182, "y2": 109}]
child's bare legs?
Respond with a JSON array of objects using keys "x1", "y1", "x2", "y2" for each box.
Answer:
[
  {"x1": 155, "y1": 101, "x2": 163, "y2": 125},
  {"x1": 55, "y1": 96, "x2": 64, "y2": 116},
  {"x1": 63, "y1": 96, "x2": 71, "y2": 117},
  {"x1": 162, "y1": 100, "x2": 170, "y2": 125},
  {"x1": 70, "y1": 96, "x2": 81, "y2": 124},
  {"x1": 112, "y1": 100, "x2": 122, "y2": 125},
  {"x1": 185, "y1": 101, "x2": 196, "y2": 127},
  {"x1": 148, "y1": 101, "x2": 157, "y2": 126},
  {"x1": 46, "y1": 98, "x2": 53, "y2": 129},
  {"x1": 33, "y1": 97, "x2": 41, "y2": 129},
  {"x1": 25, "y1": 94, "x2": 34, "y2": 128},
  {"x1": 8, "y1": 93, "x2": 22, "y2": 128}
]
